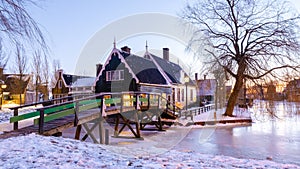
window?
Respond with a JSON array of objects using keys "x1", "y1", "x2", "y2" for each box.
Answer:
[
  {"x1": 106, "y1": 70, "x2": 124, "y2": 81},
  {"x1": 58, "y1": 80, "x2": 62, "y2": 89},
  {"x1": 177, "y1": 88, "x2": 180, "y2": 102},
  {"x1": 190, "y1": 89, "x2": 193, "y2": 101}
]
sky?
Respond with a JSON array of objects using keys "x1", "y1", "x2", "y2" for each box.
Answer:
[
  {"x1": 28, "y1": 0, "x2": 190, "y2": 76},
  {"x1": 24, "y1": 0, "x2": 300, "y2": 76}
]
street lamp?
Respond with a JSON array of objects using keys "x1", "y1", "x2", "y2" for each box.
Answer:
[
  {"x1": 0, "y1": 81, "x2": 7, "y2": 110},
  {"x1": 184, "y1": 76, "x2": 189, "y2": 110}
]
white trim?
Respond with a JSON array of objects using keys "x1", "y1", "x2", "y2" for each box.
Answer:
[
  {"x1": 94, "y1": 48, "x2": 139, "y2": 86},
  {"x1": 144, "y1": 51, "x2": 172, "y2": 85},
  {"x1": 106, "y1": 70, "x2": 124, "y2": 81},
  {"x1": 52, "y1": 70, "x2": 70, "y2": 90},
  {"x1": 139, "y1": 82, "x2": 173, "y2": 88}
]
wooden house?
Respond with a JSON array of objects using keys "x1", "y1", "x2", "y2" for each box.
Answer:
[
  {"x1": 0, "y1": 67, "x2": 32, "y2": 106},
  {"x1": 196, "y1": 78, "x2": 217, "y2": 105},
  {"x1": 95, "y1": 45, "x2": 197, "y2": 108},
  {"x1": 285, "y1": 79, "x2": 300, "y2": 102},
  {"x1": 52, "y1": 69, "x2": 96, "y2": 103}
]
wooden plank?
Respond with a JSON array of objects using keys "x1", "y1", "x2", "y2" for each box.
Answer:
[
  {"x1": 34, "y1": 109, "x2": 75, "y2": 125},
  {"x1": 139, "y1": 98, "x2": 148, "y2": 102},
  {"x1": 79, "y1": 101, "x2": 101, "y2": 112},
  {"x1": 105, "y1": 98, "x2": 121, "y2": 104},
  {"x1": 10, "y1": 111, "x2": 40, "y2": 123},
  {"x1": 44, "y1": 103, "x2": 75, "y2": 114},
  {"x1": 43, "y1": 109, "x2": 75, "y2": 123},
  {"x1": 10, "y1": 103, "x2": 75, "y2": 123},
  {"x1": 79, "y1": 99, "x2": 101, "y2": 106}
]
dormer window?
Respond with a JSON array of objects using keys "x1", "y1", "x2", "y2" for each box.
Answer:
[{"x1": 106, "y1": 70, "x2": 124, "y2": 81}]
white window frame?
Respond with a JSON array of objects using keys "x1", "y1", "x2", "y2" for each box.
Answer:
[{"x1": 106, "y1": 70, "x2": 124, "y2": 81}]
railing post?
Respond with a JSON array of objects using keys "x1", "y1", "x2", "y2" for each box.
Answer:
[
  {"x1": 135, "y1": 93, "x2": 139, "y2": 110},
  {"x1": 39, "y1": 109, "x2": 45, "y2": 134},
  {"x1": 13, "y1": 108, "x2": 19, "y2": 130},
  {"x1": 120, "y1": 94, "x2": 123, "y2": 113},
  {"x1": 101, "y1": 96, "x2": 105, "y2": 117},
  {"x1": 74, "y1": 101, "x2": 79, "y2": 126},
  {"x1": 147, "y1": 93, "x2": 150, "y2": 110}
]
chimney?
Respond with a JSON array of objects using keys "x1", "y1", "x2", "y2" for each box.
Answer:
[
  {"x1": 96, "y1": 64, "x2": 103, "y2": 77},
  {"x1": 195, "y1": 73, "x2": 198, "y2": 81},
  {"x1": 204, "y1": 74, "x2": 207, "y2": 80},
  {"x1": 56, "y1": 69, "x2": 63, "y2": 79},
  {"x1": 163, "y1": 48, "x2": 169, "y2": 61},
  {"x1": 121, "y1": 46, "x2": 131, "y2": 54}
]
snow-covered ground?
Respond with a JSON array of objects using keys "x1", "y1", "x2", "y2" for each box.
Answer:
[
  {"x1": 0, "y1": 106, "x2": 299, "y2": 168},
  {"x1": 0, "y1": 133, "x2": 299, "y2": 169}
]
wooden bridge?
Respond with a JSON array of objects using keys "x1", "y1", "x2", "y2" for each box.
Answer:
[{"x1": 0, "y1": 92, "x2": 183, "y2": 143}]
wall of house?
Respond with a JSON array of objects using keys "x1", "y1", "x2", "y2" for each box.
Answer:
[
  {"x1": 95, "y1": 53, "x2": 137, "y2": 93},
  {"x1": 174, "y1": 85, "x2": 197, "y2": 108},
  {"x1": 3, "y1": 94, "x2": 26, "y2": 105}
]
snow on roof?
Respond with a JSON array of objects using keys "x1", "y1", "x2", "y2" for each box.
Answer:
[{"x1": 71, "y1": 77, "x2": 96, "y2": 87}]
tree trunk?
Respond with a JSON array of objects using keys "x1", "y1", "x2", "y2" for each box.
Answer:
[{"x1": 224, "y1": 74, "x2": 244, "y2": 116}]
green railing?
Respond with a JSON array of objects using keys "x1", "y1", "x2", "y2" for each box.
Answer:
[{"x1": 9, "y1": 92, "x2": 179, "y2": 134}]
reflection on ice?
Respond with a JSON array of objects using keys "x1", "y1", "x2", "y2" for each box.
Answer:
[
  {"x1": 175, "y1": 100, "x2": 300, "y2": 166},
  {"x1": 250, "y1": 100, "x2": 300, "y2": 122}
]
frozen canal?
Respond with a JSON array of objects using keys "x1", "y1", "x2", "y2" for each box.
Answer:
[{"x1": 174, "y1": 100, "x2": 300, "y2": 166}]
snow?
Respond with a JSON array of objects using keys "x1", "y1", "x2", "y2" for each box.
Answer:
[
  {"x1": 0, "y1": 133, "x2": 299, "y2": 169},
  {"x1": 0, "y1": 106, "x2": 299, "y2": 168}
]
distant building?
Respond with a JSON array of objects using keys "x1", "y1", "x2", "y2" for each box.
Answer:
[
  {"x1": 52, "y1": 69, "x2": 96, "y2": 103},
  {"x1": 0, "y1": 67, "x2": 32, "y2": 106},
  {"x1": 196, "y1": 76, "x2": 216, "y2": 104},
  {"x1": 195, "y1": 74, "x2": 231, "y2": 107},
  {"x1": 285, "y1": 79, "x2": 300, "y2": 102}
]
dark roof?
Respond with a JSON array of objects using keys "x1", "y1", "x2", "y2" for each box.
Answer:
[
  {"x1": 63, "y1": 74, "x2": 95, "y2": 86},
  {"x1": 149, "y1": 53, "x2": 182, "y2": 84},
  {"x1": 121, "y1": 51, "x2": 167, "y2": 85}
]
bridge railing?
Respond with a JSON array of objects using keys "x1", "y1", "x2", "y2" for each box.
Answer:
[
  {"x1": 179, "y1": 104, "x2": 215, "y2": 120},
  {"x1": 9, "y1": 95, "x2": 75, "y2": 130},
  {"x1": 9, "y1": 91, "x2": 178, "y2": 134}
]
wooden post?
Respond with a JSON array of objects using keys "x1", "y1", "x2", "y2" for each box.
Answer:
[
  {"x1": 134, "y1": 112, "x2": 141, "y2": 138},
  {"x1": 120, "y1": 93, "x2": 123, "y2": 113},
  {"x1": 135, "y1": 93, "x2": 141, "y2": 138},
  {"x1": 114, "y1": 115, "x2": 119, "y2": 137},
  {"x1": 105, "y1": 128, "x2": 109, "y2": 145},
  {"x1": 74, "y1": 101, "x2": 79, "y2": 126},
  {"x1": 99, "y1": 96, "x2": 104, "y2": 144},
  {"x1": 13, "y1": 109, "x2": 18, "y2": 130},
  {"x1": 75, "y1": 125, "x2": 82, "y2": 140},
  {"x1": 135, "y1": 93, "x2": 139, "y2": 110},
  {"x1": 39, "y1": 109, "x2": 45, "y2": 134},
  {"x1": 99, "y1": 117, "x2": 104, "y2": 144},
  {"x1": 146, "y1": 93, "x2": 150, "y2": 110},
  {"x1": 100, "y1": 96, "x2": 105, "y2": 116}
]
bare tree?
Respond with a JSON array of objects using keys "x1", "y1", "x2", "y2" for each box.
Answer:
[
  {"x1": 14, "y1": 43, "x2": 27, "y2": 105},
  {"x1": 50, "y1": 59, "x2": 60, "y2": 88},
  {"x1": 182, "y1": 0, "x2": 300, "y2": 116},
  {"x1": 32, "y1": 50, "x2": 42, "y2": 102},
  {"x1": 0, "y1": 0, "x2": 47, "y2": 50},
  {"x1": 41, "y1": 54, "x2": 51, "y2": 100},
  {"x1": 0, "y1": 40, "x2": 8, "y2": 69}
]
